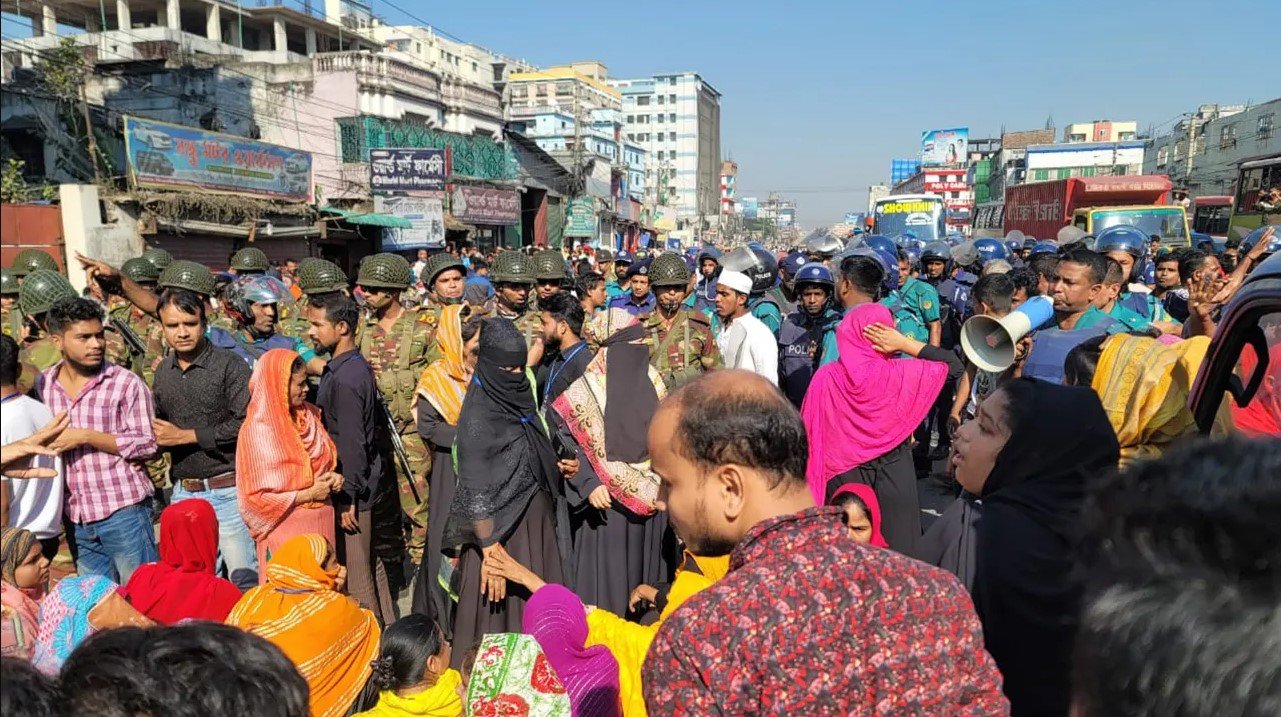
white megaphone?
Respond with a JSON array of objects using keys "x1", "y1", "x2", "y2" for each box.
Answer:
[{"x1": 960, "y1": 295, "x2": 1055, "y2": 373}]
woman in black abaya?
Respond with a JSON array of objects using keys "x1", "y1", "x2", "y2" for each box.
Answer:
[
  {"x1": 942, "y1": 377, "x2": 1119, "y2": 716},
  {"x1": 444, "y1": 318, "x2": 570, "y2": 668}
]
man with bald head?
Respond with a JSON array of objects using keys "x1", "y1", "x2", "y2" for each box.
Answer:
[{"x1": 641, "y1": 370, "x2": 1007, "y2": 715}]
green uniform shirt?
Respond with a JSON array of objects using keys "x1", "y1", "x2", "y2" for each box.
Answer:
[
  {"x1": 1106, "y1": 302, "x2": 1153, "y2": 333},
  {"x1": 1074, "y1": 306, "x2": 1128, "y2": 334},
  {"x1": 882, "y1": 277, "x2": 940, "y2": 343}
]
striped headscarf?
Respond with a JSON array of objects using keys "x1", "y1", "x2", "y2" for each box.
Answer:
[
  {"x1": 236, "y1": 349, "x2": 337, "y2": 541},
  {"x1": 227, "y1": 534, "x2": 380, "y2": 717},
  {"x1": 415, "y1": 303, "x2": 470, "y2": 425},
  {"x1": 1, "y1": 527, "x2": 36, "y2": 586}
]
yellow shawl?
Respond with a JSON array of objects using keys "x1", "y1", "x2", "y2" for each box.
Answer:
[
  {"x1": 416, "y1": 304, "x2": 469, "y2": 425},
  {"x1": 227, "y1": 534, "x2": 381, "y2": 717},
  {"x1": 1091, "y1": 335, "x2": 1207, "y2": 467}
]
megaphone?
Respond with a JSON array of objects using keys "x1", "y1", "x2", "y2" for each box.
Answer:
[{"x1": 960, "y1": 296, "x2": 1055, "y2": 372}]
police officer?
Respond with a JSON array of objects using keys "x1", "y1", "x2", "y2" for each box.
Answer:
[
  {"x1": 608, "y1": 258, "x2": 656, "y2": 316},
  {"x1": 720, "y1": 243, "x2": 784, "y2": 337},
  {"x1": 485, "y1": 250, "x2": 543, "y2": 348},
  {"x1": 606, "y1": 251, "x2": 633, "y2": 299},
  {"x1": 935, "y1": 241, "x2": 980, "y2": 349},
  {"x1": 15, "y1": 269, "x2": 78, "y2": 390},
  {"x1": 531, "y1": 249, "x2": 569, "y2": 308},
  {"x1": 211, "y1": 274, "x2": 318, "y2": 370},
  {"x1": 778, "y1": 252, "x2": 807, "y2": 309},
  {"x1": 883, "y1": 248, "x2": 942, "y2": 346},
  {"x1": 689, "y1": 246, "x2": 721, "y2": 312},
  {"x1": 1094, "y1": 225, "x2": 1176, "y2": 329},
  {"x1": 420, "y1": 253, "x2": 467, "y2": 308},
  {"x1": 642, "y1": 253, "x2": 721, "y2": 392},
  {"x1": 1, "y1": 269, "x2": 21, "y2": 338},
  {"x1": 973, "y1": 238, "x2": 1010, "y2": 271},
  {"x1": 104, "y1": 258, "x2": 166, "y2": 385},
  {"x1": 778, "y1": 263, "x2": 840, "y2": 407},
  {"x1": 355, "y1": 252, "x2": 437, "y2": 566}
]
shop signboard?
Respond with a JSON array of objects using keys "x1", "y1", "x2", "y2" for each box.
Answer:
[
  {"x1": 124, "y1": 116, "x2": 312, "y2": 202},
  {"x1": 369, "y1": 148, "x2": 447, "y2": 192},
  {"x1": 920, "y1": 127, "x2": 969, "y2": 168},
  {"x1": 451, "y1": 185, "x2": 520, "y2": 225},
  {"x1": 565, "y1": 197, "x2": 597, "y2": 237},
  {"x1": 375, "y1": 195, "x2": 445, "y2": 249}
]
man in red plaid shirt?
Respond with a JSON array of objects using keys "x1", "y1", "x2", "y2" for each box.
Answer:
[{"x1": 36, "y1": 297, "x2": 158, "y2": 582}]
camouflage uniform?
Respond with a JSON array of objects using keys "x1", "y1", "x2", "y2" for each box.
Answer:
[
  {"x1": 105, "y1": 299, "x2": 166, "y2": 385},
  {"x1": 643, "y1": 307, "x2": 722, "y2": 391},
  {"x1": 15, "y1": 270, "x2": 76, "y2": 392}
]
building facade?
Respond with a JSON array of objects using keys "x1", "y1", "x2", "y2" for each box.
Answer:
[
  {"x1": 1024, "y1": 141, "x2": 1147, "y2": 183},
  {"x1": 1063, "y1": 120, "x2": 1137, "y2": 143},
  {"x1": 720, "y1": 160, "x2": 737, "y2": 216},
  {"x1": 1143, "y1": 99, "x2": 1280, "y2": 196},
  {"x1": 611, "y1": 72, "x2": 721, "y2": 230}
]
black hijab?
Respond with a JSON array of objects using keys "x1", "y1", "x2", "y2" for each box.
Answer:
[
  {"x1": 600, "y1": 320, "x2": 659, "y2": 463},
  {"x1": 971, "y1": 378, "x2": 1120, "y2": 717},
  {"x1": 445, "y1": 318, "x2": 563, "y2": 550}
]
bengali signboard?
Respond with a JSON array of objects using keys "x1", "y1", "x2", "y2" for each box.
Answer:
[
  {"x1": 565, "y1": 197, "x2": 597, "y2": 237},
  {"x1": 369, "y1": 148, "x2": 447, "y2": 193},
  {"x1": 451, "y1": 185, "x2": 519, "y2": 225},
  {"x1": 375, "y1": 195, "x2": 445, "y2": 249},
  {"x1": 124, "y1": 116, "x2": 312, "y2": 202},
  {"x1": 920, "y1": 127, "x2": 969, "y2": 168}
]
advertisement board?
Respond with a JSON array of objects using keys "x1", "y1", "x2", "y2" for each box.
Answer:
[
  {"x1": 565, "y1": 197, "x2": 597, "y2": 237},
  {"x1": 124, "y1": 116, "x2": 312, "y2": 202},
  {"x1": 739, "y1": 197, "x2": 759, "y2": 220},
  {"x1": 375, "y1": 196, "x2": 445, "y2": 249},
  {"x1": 920, "y1": 127, "x2": 969, "y2": 168},
  {"x1": 451, "y1": 185, "x2": 520, "y2": 225},
  {"x1": 369, "y1": 148, "x2": 447, "y2": 193}
]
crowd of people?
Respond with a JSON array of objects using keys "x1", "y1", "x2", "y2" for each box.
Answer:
[{"x1": 0, "y1": 220, "x2": 1277, "y2": 716}]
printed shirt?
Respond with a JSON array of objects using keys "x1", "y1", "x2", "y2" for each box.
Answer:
[
  {"x1": 36, "y1": 361, "x2": 157, "y2": 524},
  {"x1": 642, "y1": 507, "x2": 1008, "y2": 716}
]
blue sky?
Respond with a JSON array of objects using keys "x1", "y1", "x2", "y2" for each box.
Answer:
[{"x1": 386, "y1": 0, "x2": 1278, "y2": 226}]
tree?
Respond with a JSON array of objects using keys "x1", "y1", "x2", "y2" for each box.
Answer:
[{"x1": 32, "y1": 38, "x2": 107, "y2": 184}]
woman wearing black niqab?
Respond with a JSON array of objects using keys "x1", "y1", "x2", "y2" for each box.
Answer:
[
  {"x1": 445, "y1": 318, "x2": 569, "y2": 667},
  {"x1": 933, "y1": 378, "x2": 1120, "y2": 716}
]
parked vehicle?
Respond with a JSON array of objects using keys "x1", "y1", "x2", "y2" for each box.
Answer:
[{"x1": 1003, "y1": 175, "x2": 1190, "y2": 248}]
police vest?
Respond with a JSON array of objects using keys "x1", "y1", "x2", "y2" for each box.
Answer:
[
  {"x1": 210, "y1": 328, "x2": 295, "y2": 367},
  {"x1": 1023, "y1": 323, "x2": 1113, "y2": 384},
  {"x1": 937, "y1": 271, "x2": 978, "y2": 348},
  {"x1": 1116, "y1": 290, "x2": 1153, "y2": 320},
  {"x1": 777, "y1": 311, "x2": 836, "y2": 407}
]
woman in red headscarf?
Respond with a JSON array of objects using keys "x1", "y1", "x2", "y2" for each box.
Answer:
[{"x1": 119, "y1": 499, "x2": 243, "y2": 624}]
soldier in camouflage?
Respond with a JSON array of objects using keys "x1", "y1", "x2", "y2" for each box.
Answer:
[
  {"x1": 1, "y1": 269, "x2": 22, "y2": 339},
  {"x1": 642, "y1": 253, "x2": 722, "y2": 391},
  {"x1": 229, "y1": 247, "x2": 270, "y2": 276},
  {"x1": 104, "y1": 258, "x2": 166, "y2": 386},
  {"x1": 483, "y1": 250, "x2": 543, "y2": 356},
  {"x1": 15, "y1": 269, "x2": 78, "y2": 391},
  {"x1": 142, "y1": 246, "x2": 173, "y2": 273},
  {"x1": 355, "y1": 253, "x2": 437, "y2": 571},
  {"x1": 11, "y1": 249, "x2": 59, "y2": 279},
  {"x1": 278, "y1": 258, "x2": 350, "y2": 346},
  {"x1": 419, "y1": 253, "x2": 467, "y2": 309},
  {"x1": 531, "y1": 249, "x2": 568, "y2": 309}
]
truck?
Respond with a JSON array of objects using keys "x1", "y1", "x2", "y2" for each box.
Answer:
[{"x1": 1002, "y1": 175, "x2": 1191, "y2": 247}]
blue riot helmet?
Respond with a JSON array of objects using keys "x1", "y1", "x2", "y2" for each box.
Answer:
[
  {"x1": 780, "y1": 252, "x2": 808, "y2": 283},
  {"x1": 793, "y1": 262, "x2": 836, "y2": 292},
  {"x1": 973, "y1": 238, "x2": 1011, "y2": 267},
  {"x1": 901, "y1": 244, "x2": 922, "y2": 269},
  {"x1": 864, "y1": 234, "x2": 897, "y2": 258},
  {"x1": 1022, "y1": 236, "x2": 1038, "y2": 251},
  {"x1": 1004, "y1": 240, "x2": 1021, "y2": 255},
  {"x1": 1241, "y1": 224, "x2": 1280, "y2": 258},
  {"x1": 920, "y1": 241, "x2": 951, "y2": 265},
  {"x1": 1093, "y1": 224, "x2": 1150, "y2": 282},
  {"x1": 843, "y1": 247, "x2": 899, "y2": 292},
  {"x1": 1031, "y1": 240, "x2": 1060, "y2": 255}
]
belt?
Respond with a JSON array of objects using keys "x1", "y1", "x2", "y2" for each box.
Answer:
[{"x1": 180, "y1": 472, "x2": 236, "y2": 492}]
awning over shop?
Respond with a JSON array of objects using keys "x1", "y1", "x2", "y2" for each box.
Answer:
[
  {"x1": 444, "y1": 213, "x2": 476, "y2": 233},
  {"x1": 319, "y1": 206, "x2": 413, "y2": 229}
]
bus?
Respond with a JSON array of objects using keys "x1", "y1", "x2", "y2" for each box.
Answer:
[
  {"x1": 1227, "y1": 152, "x2": 1281, "y2": 239},
  {"x1": 872, "y1": 194, "x2": 947, "y2": 243},
  {"x1": 1190, "y1": 195, "x2": 1233, "y2": 238}
]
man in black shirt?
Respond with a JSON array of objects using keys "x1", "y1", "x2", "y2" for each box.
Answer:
[
  {"x1": 150, "y1": 288, "x2": 256, "y2": 588},
  {"x1": 536, "y1": 291, "x2": 592, "y2": 409},
  {"x1": 307, "y1": 293, "x2": 396, "y2": 623}
]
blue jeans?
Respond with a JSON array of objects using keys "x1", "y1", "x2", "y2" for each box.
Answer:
[
  {"x1": 172, "y1": 484, "x2": 259, "y2": 590},
  {"x1": 71, "y1": 501, "x2": 158, "y2": 583}
]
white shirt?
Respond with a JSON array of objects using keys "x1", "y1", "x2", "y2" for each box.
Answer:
[
  {"x1": 717, "y1": 313, "x2": 779, "y2": 385},
  {"x1": 1, "y1": 393, "x2": 64, "y2": 538}
]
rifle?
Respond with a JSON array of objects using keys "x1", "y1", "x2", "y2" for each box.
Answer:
[
  {"x1": 381, "y1": 399, "x2": 423, "y2": 505},
  {"x1": 109, "y1": 315, "x2": 147, "y2": 360}
]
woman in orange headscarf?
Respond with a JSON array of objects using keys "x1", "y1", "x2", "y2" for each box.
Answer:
[
  {"x1": 411, "y1": 304, "x2": 480, "y2": 630},
  {"x1": 227, "y1": 533, "x2": 381, "y2": 717},
  {"x1": 236, "y1": 349, "x2": 343, "y2": 572}
]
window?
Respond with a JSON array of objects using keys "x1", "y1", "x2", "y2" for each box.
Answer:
[
  {"x1": 669, "y1": 132, "x2": 676, "y2": 141},
  {"x1": 1033, "y1": 169, "x2": 1050, "y2": 181},
  {"x1": 669, "y1": 113, "x2": 676, "y2": 123},
  {"x1": 1083, "y1": 166, "x2": 1096, "y2": 177},
  {"x1": 637, "y1": 96, "x2": 650, "y2": 106},
  {"x1": 669, "y1": 77, "x2": 677, "y2": 86},
  {"x1": 669, "y1": 94, "x2": 676, "y2": 103},
  {"x1": 1057, "y1": 168, "x2": 1072, "y2": 180},
  {"x1": 627, "y1": 115, "x2": 634, "y2": 123},
  {"x1": 657, "y1": 96, "x2": 665, "y2": 105},
  {"x1": 1259, "y1": 113, "x2": 1275, "y2": 140},
  {"x1": 657, "y1": 114, "x2": 664, "y2": 123},
  {"x1": 657, "y1": 151, "x2": 664, "y2": 160},
  {"x1": 1174, "y1": 143, "x2": 1183, "y2": 161},
  {"x1": 1220, "y1": 123, "x2": 1237, "y2": 150}
]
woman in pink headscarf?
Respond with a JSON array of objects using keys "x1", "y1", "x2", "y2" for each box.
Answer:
[
  {"x1": 801, "y1": 303, "x2": 960, "y2": 556},
  {"x1": 523, "y1": 584, "x2": 622, "y2": 717}
]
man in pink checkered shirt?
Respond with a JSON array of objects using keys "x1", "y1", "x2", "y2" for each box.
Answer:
[{"x1": 35, "y1": 297, "x2": 158, "y2": 582}]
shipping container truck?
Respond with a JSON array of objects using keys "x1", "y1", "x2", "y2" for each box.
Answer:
[{"x1": 1002, "y1": 175, "x2": 1190, "y2": 247}]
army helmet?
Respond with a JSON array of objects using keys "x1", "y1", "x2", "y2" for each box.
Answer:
[
  {"x1": 421, "y1": 253, "x2": 466, "y2": 288},
  {"x1": 121, "y1": 257, "x2": 161, "y2": 285},
  {"x1": 17, "y1": 269, "x2": 76, "y2": 318},
  {"x1": 229, "y1": 246, "x2": 270, "y2": 274},
  {"x1": 158, "y1": 260, "x2": 217, "y2": 297},
  {"x1": 142, "y1": 246, "x2": 173, "y2": 272},
  {"x1": 531, "y1": 249, "x2": 568, "y2": 282},
  {"x1": 0, "y1": 268, "x2": 17, "y2": 296},
  {"x1": 11, "y1": 249, "x2": 59, "y2": 277},
  {"x1": 490, "y1": 250, "x2": 536, "y2": 285},
  {"x1": 649, "y1": 252, "x2": 692, "y2": 288},
  {"x1": 297, "y1": 258, "x2": 349, "y2": 295},
  {"x1": 356, "y1": 252, "x2": 412, "y2": 290}
]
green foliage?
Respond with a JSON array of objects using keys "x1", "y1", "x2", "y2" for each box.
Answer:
[{"x1": 0, "y1": 159, "x2": 58, "y2": 204}]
